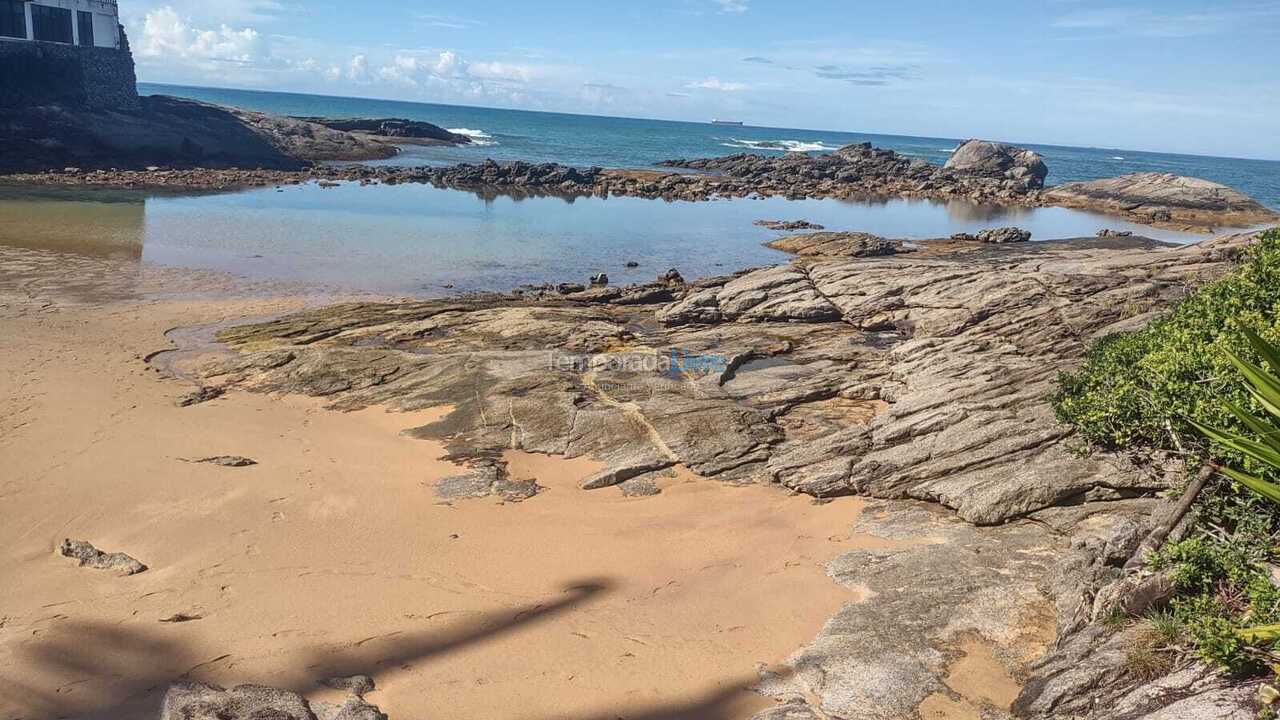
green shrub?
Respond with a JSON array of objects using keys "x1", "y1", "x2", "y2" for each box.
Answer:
[
  {"x1": 1053, "y1": 229, "x2": 1280, "y2": 457},
  {"x1": 1151, "y1": 537, "x2": 1280, "y2": 672},
  {"x1": 1054, "y1": 229, "x2": 1280, "y2": 672}
]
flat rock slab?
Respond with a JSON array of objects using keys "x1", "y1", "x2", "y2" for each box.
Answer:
[
  {"x1": 202, "y1": 233, "x2": 1254, "y2": 528},
  {"x1": 759, "y1": 501, "x2": 1058, "y2": 720}
]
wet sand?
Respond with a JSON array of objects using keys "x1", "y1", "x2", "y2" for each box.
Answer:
[{"x1": 0, "y1": 246, "x2": 885, "y2": 719}]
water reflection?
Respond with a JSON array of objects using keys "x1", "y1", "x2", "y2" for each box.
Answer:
[
  {"x1": 0, "y1": 182, "x2": 1210, "y2": 296},
  {"x1": 0, "y1": 190, "x2": 145, "y2": 260}
]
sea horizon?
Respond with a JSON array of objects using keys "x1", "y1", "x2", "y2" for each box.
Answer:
[{"x1": 138, "y1": 81, "x2": 1280, "y2": 166}]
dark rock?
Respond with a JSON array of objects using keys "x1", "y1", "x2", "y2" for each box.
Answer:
[
  {"x1": 176, "y1": 386, "x2": 224, "y2": 407},
  {"x1": 975, "y1": 226, "x2": 1032, "y2": 244},
  {"x1": 754, "y1": 219, "x2": 826, "y2": 231},
  {"x1": 1097, "y1": 228, "x2": 1134, "y2": 238},
  {"x1": 625, "y1": 261, "x2": 640, "y2": 268},
  {"x1": 945, "y1": 139, "x2": 1049, "y2": 190},
  {"x1": 590, "y1": 273, "x2": 609, "y2": 286},
  {"x1": 187, "y1": 455, "x2": 258, "y2": 467},
  {"x1": 434, "y1": 465, "x2": 543, "y2": 502},
  {"x1": 59, "y1": 539, "x2": 146, "y2": 576},
  {"x1": 659, "y1": 268, "x2": 685, "y2": 284},
  {"x1": 159, "y1": 613, "x2": 203, "y2": 623},
  {"x1": 295, "y1": 117, "x2": 470, "y2": 145}
]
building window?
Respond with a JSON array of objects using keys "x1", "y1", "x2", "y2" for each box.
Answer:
[
  {"x1": 0, "y1": 0, "x2": 26, "y2": 39},
  {"x1": 76, "y1": 10, "x2": 92, "y2": 46},
  {"x1": 31, "y1": 4, "x2": 72, "y2": 44}
]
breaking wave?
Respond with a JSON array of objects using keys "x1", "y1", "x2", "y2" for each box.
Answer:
[
  {"x1": 719, "y1": 138, "x2": 840, "y2": 153},
  {"x1": 448, "y1": 128, "x2": 499, "y2": 146}
]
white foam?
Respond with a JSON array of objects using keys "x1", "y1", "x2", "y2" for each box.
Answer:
[
  {"x1": 720, "y1": 139, "x2": 839, "y2": 153},
  {"x1": 448, "y1": 128, "x2": 498, "y2": 146},
  {"x1": 1111, "y1": 156, "x2": 1126, "y2": 160}
]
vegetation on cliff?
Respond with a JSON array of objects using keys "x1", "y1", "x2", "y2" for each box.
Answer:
[{"x1": 1054, "y1": 229, "x2": 1280, "y2": 672}]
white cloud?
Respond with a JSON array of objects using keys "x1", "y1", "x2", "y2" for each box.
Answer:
[
  {"x1": 714, "y1": 0, "x2": 749, "y2": 13},
  {"x1": 137, "y1": 7, "x2": 267, "y2": 64},
  {"x1": 346, "y1": 54, "x2": 370, "y2": 82},
  {"x1": 1053, "y1": 3, "x2": 1280, "y2": 38},
  {"x1": 685, "y1": 77, "x2": 749, "y2": 92}
]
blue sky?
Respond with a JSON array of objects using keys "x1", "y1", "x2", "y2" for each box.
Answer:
[{"x1": 124, "y1": 0, "x2": 1280, "y2": 159}]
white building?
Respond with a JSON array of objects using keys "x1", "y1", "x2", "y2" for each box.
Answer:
[{"x1": 0, "y1": 0, "x2": 121, "y2": 49}]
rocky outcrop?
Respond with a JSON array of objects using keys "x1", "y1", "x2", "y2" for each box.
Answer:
[
  {"x1": 765, "y1": 232, "x2": 907, "y2": 257},
  {"x1": 953, "y1": 226, "x2": 1033, "y2": 244},
  {"x1": 657, "y1": 140, "x2": 1044, "y2": 204},
  {"x1": 946, "y1": 139, "x2": 1049, "y2": 190},
  {"x1": 0, "y1": 95, "x2": 396, "y2": 172},
  {"x1": 187, "y1": 232, "x2": 1262, "y2": 719},
  {"x1": 202, "y1": 234, "x2": 1252, "y2": 524},
  {"x1": 1045, "y1": 173, "x2": 1280, "y2": 230},
  {"x1": 295, "y1": 117, "x2": 471, "y2": 145}
]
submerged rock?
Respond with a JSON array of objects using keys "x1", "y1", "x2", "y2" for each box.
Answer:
[
  {"x1": 754, "y1": 219, "x2": 826, "y2": 231},
  {"x1": 59, "y1": 539, "x2": 147, "y2": 576}
]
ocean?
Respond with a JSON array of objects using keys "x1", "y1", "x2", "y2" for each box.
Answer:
[{"x1": 140, "y1": 82, "x2": 1280, "y2": 210}]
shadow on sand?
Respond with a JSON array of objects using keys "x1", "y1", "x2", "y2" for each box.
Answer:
[{"x1": 3, "y1": 576, "x2": 790, "y2": 720}]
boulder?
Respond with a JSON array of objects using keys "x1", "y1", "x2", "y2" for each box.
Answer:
[
  {"x1": 945, "y1": 139, "x2": 1049, "y2": 189},
  {"x1": 1045, "y1": 173, "x2": 1280, "y2": 229}
]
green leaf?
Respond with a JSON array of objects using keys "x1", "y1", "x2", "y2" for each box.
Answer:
[
  {"x1": 1224, "y1": 349, "x2": 1280, "y2": 420},
  {"x1": 1242, "y1": 326, "x2": 1280, "y2": 376},
  {"x1": 1218, "y1": 464, "x2": 1280, "y2": 505},
  {"x1": 1222, "y1": 400, "x2": 1280, "y2": 456},
  {"x1": 1238, "y1": 624, "x2": 1280, "y2": 643},
  {"x1": 1189, "y1": 418, "x2": 1280, "y2": 470}
]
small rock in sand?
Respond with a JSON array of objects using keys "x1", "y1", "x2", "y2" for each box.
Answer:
[
  {"x1": 59, "y1": 539, "x2": 147, "y2": 576},
  {"x1": 186, "y1": 455, "x2": 259, "y2": 467},
  {"x1": 434, "y1": 466, "x2": 543, "y2": 502},
  {"x1": 322, "y1": 675, "x2": 376, "y2": 696},
  {"x1": 159, "y1": 612, "x2": 203, "y2": 623},
  {"x1": 619, "y1": 477, "x2": 662, "y2": 497},
  {"x1": 162, "y1": 682, "x2": 316, "y2": 720},
  {"x1": 176, "y1": 386, "x2": 225, "y2": 407}
]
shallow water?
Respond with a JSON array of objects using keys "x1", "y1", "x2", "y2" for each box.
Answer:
[{"x1": 0, "y1": 182, "x2": 1210, "y2": 296}]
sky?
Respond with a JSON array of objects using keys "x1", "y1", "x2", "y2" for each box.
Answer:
[{"x1": 122, "y1": 0, "x2": 1280, "y2": 160}]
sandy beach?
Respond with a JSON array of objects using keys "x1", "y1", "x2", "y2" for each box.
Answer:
[{"x1": 0, "y1": 245, "x2": 953, "y2": 720}]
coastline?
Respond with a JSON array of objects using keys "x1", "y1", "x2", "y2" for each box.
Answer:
[
  {"x1": 1, "y1": 225, "x2": 1271, "y2": 719},
  {"x1": 4, "y1": 155, "x2": 1274, "y2": 234}
]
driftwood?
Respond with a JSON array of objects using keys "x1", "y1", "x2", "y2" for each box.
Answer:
[{"x1": 1124, "y1": 464, "x2": 1216, "y2": 571}]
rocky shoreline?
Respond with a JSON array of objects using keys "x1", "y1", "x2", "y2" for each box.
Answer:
[
  {"x1": 171, "y1": 230, "x2": 1266, "y2": 719},
  {"x1": 4, "y1": 137, "x2": 1274, "y2": 233}
]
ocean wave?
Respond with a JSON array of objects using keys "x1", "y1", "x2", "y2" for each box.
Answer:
[
  {"x1": 720, "y1": 138, "x2": 839, "y2": 153},
  {"x1": 448, "y1": 128, "x2": 499, "y2": 146},
  {"x1": 1110, "y1": 156, "x2": 1126, "y2": 160}
]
